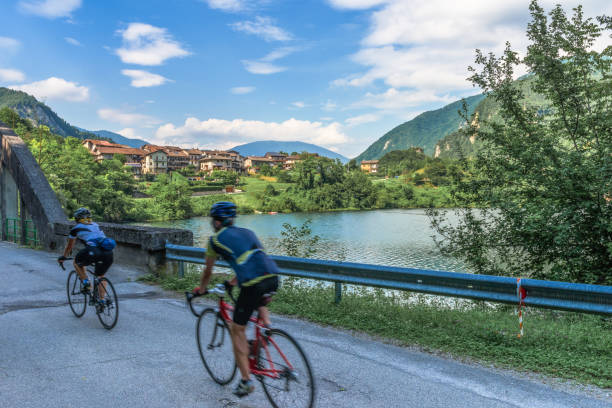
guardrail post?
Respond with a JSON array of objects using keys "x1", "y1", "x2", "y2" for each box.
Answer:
[
  {"x1": 178, "y1": 260, "x2": 185, "y2": 278},
  {"x1": 335, "y1": 282, "x2": 342, "y2": 304}
]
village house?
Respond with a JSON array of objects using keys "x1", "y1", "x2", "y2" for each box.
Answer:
[
  {"x1": 82, "y1": 140, "x2": 145, "y2": 176},
  {"x1": 142, "y1": 149, "x2": 168, "y2": 175},
  {"x1": 186, "y1": 148, "x2": 203, "y2": 166},
  {"x1": 360, "y1": 160, "x2": 379, "y2": 173},
  {"x1": 244, "y1": 156, "x2": 275, "y2": 174},
  {"x1": 200, "y1": 155, "x2": 233, "y2": 174}
]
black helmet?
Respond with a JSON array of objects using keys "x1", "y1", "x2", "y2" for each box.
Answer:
[
  {"x1": 73, "y1": 207, "x2": 91, "y2": 220},
  {"x1": 210, "y1": 201, "x2": 236, "y2": 219}
]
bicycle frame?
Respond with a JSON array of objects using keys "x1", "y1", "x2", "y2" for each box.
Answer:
[{"x1": 190, "y1": 286, "x2": 294, "y2": 380}]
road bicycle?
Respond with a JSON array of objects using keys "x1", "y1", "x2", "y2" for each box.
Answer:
[
  {"x1": 186, "y1": 283, "x2": 315, "y2": 408},
  {"x1": 59, "y1": 258, "x2": 119, "y2": 330}
]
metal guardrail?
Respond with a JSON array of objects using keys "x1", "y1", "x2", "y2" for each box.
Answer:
[
  {"x1": 5, "y1": 218, "x2": 39, "y2": 246},
  {"x1": 165, "y1": 242, "x2": 612, "y2": 315}
]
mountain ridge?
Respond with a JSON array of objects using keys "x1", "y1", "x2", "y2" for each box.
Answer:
[
  {"x1": 230, "y1": 141, "x2": 348, "y2": 163},
  {"x1": 355, "y1": 93, "x2": 486, "y2": 162}
]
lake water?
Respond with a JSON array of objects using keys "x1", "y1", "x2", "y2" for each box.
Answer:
[{"x1": 140, "y1": 209, "x2": 470, "y2": 273}]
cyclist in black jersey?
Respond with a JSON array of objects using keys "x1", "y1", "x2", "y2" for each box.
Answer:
[
  {"x1": 194, "y1": 201, "x2": 279, "y2": 397},
  {"x1": 58, "y1": 208, "x2": 115, "y2": 303}
]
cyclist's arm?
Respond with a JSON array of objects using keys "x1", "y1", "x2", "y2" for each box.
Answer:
[
  {"x1": 63, "y1": 238, "x2": 76, "y2": 258},
  {"x1": 198, "y1": 255, "x2": 216, "y2": 294}
]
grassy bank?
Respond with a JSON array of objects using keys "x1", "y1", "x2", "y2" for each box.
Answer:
[{"x1": 139, "y1": 271, "x2": 612, "y2": 388}]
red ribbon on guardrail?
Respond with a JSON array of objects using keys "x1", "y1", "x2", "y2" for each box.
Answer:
[{"x1": 517, "y1": 278, "x2": 527, "y2": 338}]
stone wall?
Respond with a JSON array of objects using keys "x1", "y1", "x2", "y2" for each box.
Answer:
[
  {"x1": 0, "y1": 121, "x2": 67, "y2": 249},
  {"x1": 54, "y1": 222, "x2": 193, "y2": 272}
]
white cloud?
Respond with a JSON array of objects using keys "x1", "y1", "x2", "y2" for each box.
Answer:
[
  {"x1": 0, "y1": 69, "x2": 26, "y2": 83},
  {"x1": 230, "y1": 16, "x2": 293, "y2": 42},
  {"x1": 64, "y1": 37, "x2": 81, "y2": 46},
  {"x1": 154, "y1": 117, "x2": 348, "y2": 148},
  {"x1": 9, "y1": 77, "x2": 89, "y2": 102},
  {"x1": 121, "y1": 69, "x2": 171, "y2": 87},
  {"x1": 291, "y1": 101, "x2": 306, "y2": 108},
  {"x1": 345, "y1": 113, "x2": 380, "y2": 126},
  {"x1": 0, "y1": 37, "x2": 20, "y2": 51},
  {"x1": 202, "y1": 0, "x2": 247, "y2": 12},
  {"x1": 116, "y1": 128, "x2": 141, "y2": 140},
  {"x1": 321, "y1": 100, "x2": 337, "y2": 112},
  {"x1": 327, "y1": 0, "x2": 387, "y2": 9},
  {"x1": 18, "y1": 0, "x2": 81, "y2": 18},
  {"x1": 241, "y1": 47, "x2": 297, "y2": 75},
  {"x1": 353, "y1": 88, "x2": 453, "y2": 111},
  {"x1": 230, "y1": 86, "x2": 255, "y2": 94},
  {"x1": 242, "y1": 60, "x2": 286, "y2": 74},
  {"x1": 330, "y1": 0, "x2": 612, "y2": 112},
  {"x1": 116, "y1": 23, "x2": 190, "y2": 66},
  {"x1": 97, "y1": 108, "x2": 160, "y2": 127}
]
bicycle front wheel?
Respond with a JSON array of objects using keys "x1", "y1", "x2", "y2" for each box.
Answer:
[
  {"x1": 95, "y1": 277, "x2": 119, "y2": 330},
  {"x1": 66, "y1": 271, "x2": 87, "y2": 317},
  {"x1": 196, "y1": 308, "x2": 236, "y2": 385},
  {"x1": 258, "y1": 329, "x2": 315, "y2": 408}
]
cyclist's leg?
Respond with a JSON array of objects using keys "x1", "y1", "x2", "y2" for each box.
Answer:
[
  {"x1": 232, "y1": 286, "x2": 259, "y2": 382},
  {"x1": 256, "y1": 276, "x2": 279, "y2": 327},
  {"x1": 93, "y1": 249, "x2": 113, "y2": 300},
  {"x1": 73, "y1": 248, "x2": 92, "y2": 284}
]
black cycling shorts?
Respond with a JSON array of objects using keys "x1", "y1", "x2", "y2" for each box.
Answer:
[
  {"x1": 233, "y1": 275, "x2": 279, "y2": 326},
  {"x1": 75, "y1": 246, "x2": 113, "y2": 276}
]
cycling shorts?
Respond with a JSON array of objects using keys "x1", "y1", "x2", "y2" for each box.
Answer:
[
  {"x1": 75, "y1": 246, "x2": 113, "y2": 276},
  {"x1": 233, "y1": 275, "x2": 279, "y2": 326}
]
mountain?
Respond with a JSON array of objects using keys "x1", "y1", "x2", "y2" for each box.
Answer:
[
  {"x1": 0, "y1": 87, "x2": 96, "y2": 139},
  {"x1": 434, "y1": 75, "x2": 547, "y2": 159},
  {"x1": 77, "y1": 128, "x2": 149, "y2": 149},
  {"x1": 355, "y1": 93, "x2": 486, "y2": 162},
  {"x1": 230, "y1": 141, "x2": 349, "y2": 163}
]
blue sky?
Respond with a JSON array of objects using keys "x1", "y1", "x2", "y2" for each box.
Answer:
[{"x1": 0, "y1": 0, "x2": 610, "y2": 157}]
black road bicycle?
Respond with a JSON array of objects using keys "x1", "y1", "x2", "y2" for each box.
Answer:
[{"x1": 59, "y1": 258, "x2": 119, "y2": 330}]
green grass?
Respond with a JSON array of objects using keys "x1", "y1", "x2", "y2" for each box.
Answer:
[{"x1": 139, "y1": 272, "x2": 612, "y2": 388}]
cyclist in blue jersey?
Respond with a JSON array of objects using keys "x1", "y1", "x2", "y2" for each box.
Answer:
[
  {"x1": 58, "y1": 208, "x2": 115, "y2": 304},
  {"x1": 194, "y1": 201, "x2": 279, "y2": 397}
]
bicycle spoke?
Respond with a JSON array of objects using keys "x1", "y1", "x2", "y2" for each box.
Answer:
[
  {"x1": 95, "y1": 278, "x2": 118, "y2": 330},
  {"x1": 258, "y1": 329, "x2": 315, "y2": 408},
  {"x1": 66, "y1": 271, "x2": 87, "y2": 318},
  {"x1": 196, "y1": 309, "x2": 236, "y2": 385}
]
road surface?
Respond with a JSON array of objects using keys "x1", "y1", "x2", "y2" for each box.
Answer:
[{"x1": 0, "y1": 242, "x2": 609, "y2": 408}]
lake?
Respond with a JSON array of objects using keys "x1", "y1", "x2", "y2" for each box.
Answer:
[{"x1": 140, "y1": 209, "x2": 470, "y2": 273}]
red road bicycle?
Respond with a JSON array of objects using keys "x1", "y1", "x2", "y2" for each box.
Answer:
[{"x1": 186, "y1": 284, "x2": 315, "y2": 408}]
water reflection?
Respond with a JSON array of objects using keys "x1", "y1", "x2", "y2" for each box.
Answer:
[{"x1": 137, "y1": 209, "x2": 470, "y2": 273}]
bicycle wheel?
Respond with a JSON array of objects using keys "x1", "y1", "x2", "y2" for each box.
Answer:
[
  {"x1": 94, "y1": 277, "x2": 119, "y2": 330},
  {"x1": 66, "y1": 271, "x2": 87, "y2": 317},
  {"x1": 257, "y1": 329, "x2": 315, "y2": 408},
  {"x1": 196, "y1": 308, "x2": 237, "y2": 385}
]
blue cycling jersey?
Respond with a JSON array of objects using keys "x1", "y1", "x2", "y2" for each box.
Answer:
[
  {"x1": 207, "y1": 226, "x2": 279, "y2": 287},
  {"x1": 69, "y1": 222, "x2": 106, "y2": 247}
]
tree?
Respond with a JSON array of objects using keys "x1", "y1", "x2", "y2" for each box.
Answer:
[{"x1": 428, "y1": 1, "x2": 611, "y2": 284}]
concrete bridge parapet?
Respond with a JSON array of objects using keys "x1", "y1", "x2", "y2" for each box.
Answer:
[{"x1": 54, "y1": 222, "x2": 193, "y2": 272}]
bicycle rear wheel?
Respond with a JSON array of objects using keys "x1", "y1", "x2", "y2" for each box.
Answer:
[
  {"x1": 66, "y1": 271, "x2": 87, "y2": 317},
  {"x1": 196, "y1": 308, "x2": 237, "y2": 385},
  {"x1": 94, "y1": 277, "x2": 119, "y2": 330},
  {"x1": 258, "y1": 328, "x2": 315, "y2": 408}
]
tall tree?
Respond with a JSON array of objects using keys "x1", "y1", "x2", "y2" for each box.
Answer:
[{"x1": 428, "y1": 1, "x2": 611, "y2": 284}]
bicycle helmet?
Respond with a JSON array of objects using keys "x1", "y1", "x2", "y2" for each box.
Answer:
[
  {"x1": 73, "y1": 207, "x2": 91, "y2": 221},
  {"x1": 210, "y1": 201, "x2": 237, "y2": 219}
]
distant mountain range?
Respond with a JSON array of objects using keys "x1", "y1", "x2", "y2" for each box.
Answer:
[
  {"x1": 0, "y1": 87, "x2": 149, "y2": 147},
  {"x1": 75, "y1": 128, "x2": 149, "y2": 149},
  {"x1": 355, "y1": 74, "x2": 554, "y2": 162},
  {"x1": 231, "y1": 141, "x2": 349, "y2": 163},
  {"x1": 355, "y1": 93, "x2": 486, "y2": 162}
]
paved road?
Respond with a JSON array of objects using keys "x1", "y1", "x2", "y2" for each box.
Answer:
[{"x1": 0, "y1": 242, "x2": 609, "y2": 408}]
